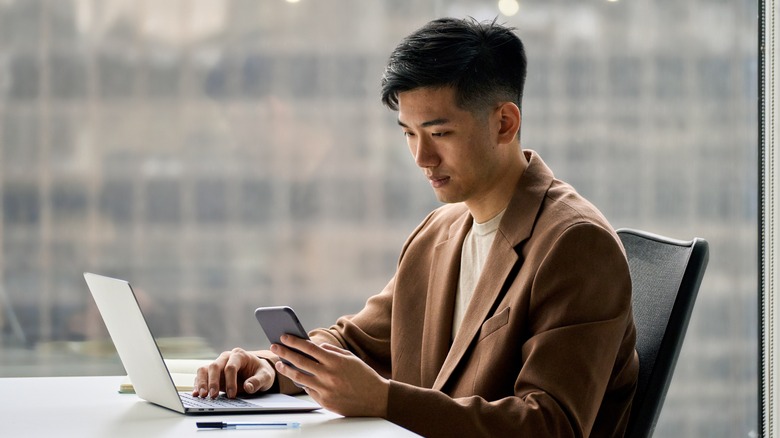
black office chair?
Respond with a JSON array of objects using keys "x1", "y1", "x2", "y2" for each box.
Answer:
[{"x1": 617, "y1": 228, "x2": 709, "y2": 438}]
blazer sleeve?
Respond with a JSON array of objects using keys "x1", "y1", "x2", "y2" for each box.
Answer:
[{"x1": 384, "y1": 223, "x2": 636, "y2": 438}]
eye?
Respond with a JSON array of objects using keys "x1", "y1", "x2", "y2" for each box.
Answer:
[
  {"x1": 403, "y1": 131, "x2": 415, "y2": 138},
  {"x1": 431, "y1": 132, "x2": 448, "y2": 137}
]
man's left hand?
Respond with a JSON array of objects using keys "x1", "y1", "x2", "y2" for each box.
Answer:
[{"x1": 270, "y1": 335, "x2": 389, "y2": 417}]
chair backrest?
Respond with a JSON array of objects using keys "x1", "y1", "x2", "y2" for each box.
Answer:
[{"x1": 617, "y1": 228, "x2": 709, "y2": 438}]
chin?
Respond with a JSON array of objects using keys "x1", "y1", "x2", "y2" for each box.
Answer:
[{"x1": 433, "y1": 192, "x2": 464, "y2": 205}]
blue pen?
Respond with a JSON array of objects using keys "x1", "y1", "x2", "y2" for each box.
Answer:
[{"x1": 196, "y1": 421, "x2": 301, "y2": 430}]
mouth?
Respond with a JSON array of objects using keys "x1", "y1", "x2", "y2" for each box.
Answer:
[{"x1": 427, "y1": 175, "x2": 450, "y2": 189}]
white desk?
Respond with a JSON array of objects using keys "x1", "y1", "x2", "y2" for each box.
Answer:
[{"x1": 1, "y1": 376, "x2": 420, "y2": 437}]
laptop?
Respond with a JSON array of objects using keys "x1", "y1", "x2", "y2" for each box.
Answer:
[{"x1": 83, "y1": 272, "x2": 321, "y2": 414}]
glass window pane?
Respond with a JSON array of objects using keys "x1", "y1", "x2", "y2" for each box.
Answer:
[
  {"x1": 100, "y1": 180, "x2": 135, "y2": 224},
  {"x1": 8, "y1": 54, "x2": 40, "y2": 100},
  {"x1": 49, "y1": 52, "x2": 88, "y2": 100},
  {"x1": 0, "y1": 0, "x2": 41, "y2": 48},
  {"x1": 3, "y1": 182, "x2": 40, "y2": 225},
  {"x1": 98, "y1": 51, "x2": 137, "y2": 99},
  {"x1": 0, "y1": 2, "x2": 758, "y2": 436},
  {"x1": 608, "y1": 56, "x2": 641, "y2": 98},
  {"x1": 242, "y1": 54, "x2": 273, "y2": 98},
  {"x1": 241, "y1": 179, "x2": 272, "y2": 224},
  {"x1": 195, "y1": 179, "x2": 227, "y2": 224},
  {"x1": 2, "y1": 111, "x2": 40, "y2": 166},
  {"x1": 50, "y1": 181, "x2": 88, "y2": 222},
  {"x1": 145, "y1": 180, "x2": 181, "y2": 224},
  {"x1": 655, "y1": 56, "x2": 686, "y2": 99}
]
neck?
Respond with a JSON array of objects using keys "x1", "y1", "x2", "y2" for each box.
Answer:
[{"x1": 466, "y1": 149, "x2": 528, "y2": 223}]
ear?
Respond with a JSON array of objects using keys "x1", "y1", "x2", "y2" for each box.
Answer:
[{"x1": 496, "y1": 102, "x2": 521, "y2": 145}]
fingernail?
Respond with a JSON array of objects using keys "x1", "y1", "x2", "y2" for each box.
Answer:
[
  {"x1": 227, "y1": 389, "x2": 235, "y2": 398},
  {"x1": 245, "y1": 382, "x2": 254, "y2": 393}
]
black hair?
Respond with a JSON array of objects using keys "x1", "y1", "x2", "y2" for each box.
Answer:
[{"x1": 380, "y1": 17, "x2": 527, "y2": 115}]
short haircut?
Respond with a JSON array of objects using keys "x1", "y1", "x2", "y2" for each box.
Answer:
[{"x1": 381, "y1": 17, "x2": 527, "y2": 114}]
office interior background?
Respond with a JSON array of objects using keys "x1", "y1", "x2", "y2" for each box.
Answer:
[{"x1": 0, "y1": 0, "x2": 757, "y2": 436}]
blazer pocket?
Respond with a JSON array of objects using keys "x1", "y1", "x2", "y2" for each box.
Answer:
[{"x1": 477, "y1": 307, "x2": 510, "y2": 341}]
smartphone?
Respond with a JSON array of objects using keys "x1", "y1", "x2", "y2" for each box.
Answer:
[{"x1": 254, "y1": 306, "x2": 317, "y2": 383}]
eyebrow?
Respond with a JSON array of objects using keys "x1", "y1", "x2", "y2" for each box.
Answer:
[{"x1": 397, "y1": 118, "x2": 451, "y2": 128}]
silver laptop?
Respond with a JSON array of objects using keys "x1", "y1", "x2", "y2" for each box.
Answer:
[{"x1": 83, "y1": 272, "x2": 320, "y2": 414}]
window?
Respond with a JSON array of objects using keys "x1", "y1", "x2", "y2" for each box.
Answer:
[{"x1": 0, "y1": 1, "x2": 757, "y2": 435}]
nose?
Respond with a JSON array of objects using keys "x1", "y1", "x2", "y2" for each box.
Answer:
[{"x1": 412, "y1": 136, "x2": 439, "y2": 168}]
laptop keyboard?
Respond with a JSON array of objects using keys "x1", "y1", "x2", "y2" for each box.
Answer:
[{"x1": 180, "y1": 392, "x2": 257, "y2": 409}]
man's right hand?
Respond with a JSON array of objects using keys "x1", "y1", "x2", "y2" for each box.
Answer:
[{"x1": 192, "y1": 348, "x2": 276, "y2": 399}]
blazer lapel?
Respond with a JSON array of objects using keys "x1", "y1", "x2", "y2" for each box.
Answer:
[
  {"x1": 432, "y1": 235, "x2": 519, "y2": 391},
  {"x1": 420, "y1": 214, "x2": 471, "y2": 388},
  {"x1": 431, "y1": 149, "x2": 554, "y2": 391}
]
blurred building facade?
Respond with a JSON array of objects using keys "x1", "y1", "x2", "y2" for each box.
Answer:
[{"x1": 0, "y1": 0, "x2": 758, "y2": 436}]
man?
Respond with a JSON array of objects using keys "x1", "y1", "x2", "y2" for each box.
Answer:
[{"x1": 194, "y1": 17, "x2": 638, "y2": 437}]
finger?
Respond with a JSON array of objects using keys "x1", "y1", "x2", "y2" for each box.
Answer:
[
  {"x1": 247, "y1": 359, "x2": 275, "y2": 393},
  {"x1": 241, "y1": 359, "x2": 271, "y2": 394},
  {"x1": 302, "y1": 385, "x2": 320, "y2": 400},
  {"x1": 279, "y1": 334, "x2": 309, "y2": 349},
  {"x1": 275, "y1": 360, "x2": 317, "y2": 390},
  {"x1": 195, "y1": 354, "x2": 226, "y2": 398},
  {"x1": 280, "y1": 335, "x2": 326, "y2": 362},
  {"x1": 223, "y1": 351, "x2": 244, "y2": 398},
  {"x1": 243, "y1": 376, "x2": 260, "y2": 394},
  {"x1": 320, "y1": 342, "x2": 351, "y2": 356},
  {"x1": 192, "y1": 365, "x2": 208, "y2": 396},
  {"x1": 272, "y1": 343, "x2": 320, "y2": 374},
  {"x1": 207, "y1": 353, "x2": 230, "y2": 398}
]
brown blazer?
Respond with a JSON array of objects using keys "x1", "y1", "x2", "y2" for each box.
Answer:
[{"x1": 275, "y1": 150, "x2": 639, "y2": 437}]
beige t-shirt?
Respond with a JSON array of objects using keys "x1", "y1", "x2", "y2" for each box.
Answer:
[{"x1": 452, "y1": 209, "x2": 506, "y2": 337}]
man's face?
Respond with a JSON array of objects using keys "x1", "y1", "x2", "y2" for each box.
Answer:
[{"x1": 396, "y1": 86, "x2": 507, "y2": 207}]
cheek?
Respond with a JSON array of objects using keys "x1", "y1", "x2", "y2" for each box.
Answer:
[
  {"x1": 404, "y1": 139, "x2": 415, "y2": 157},
  {"x1": 461, "y1": 136, "x2": 490, "y2": 162},
  {"x1": 465, "y1": 141, "x2": 500, "y2": 176}
]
